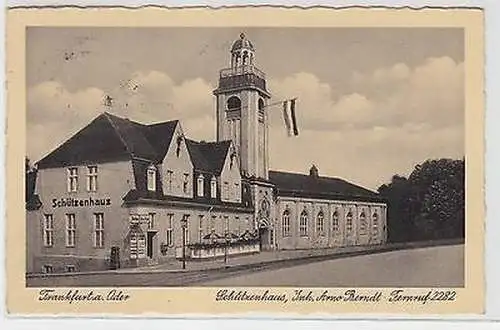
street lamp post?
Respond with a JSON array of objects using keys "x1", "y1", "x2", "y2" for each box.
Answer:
[
  {"x1": 181, "y1": 217, "x2": 187, "y2": 270},
  {"x1": 224, "y1": 232, "x2": 229, "y2": 265}
]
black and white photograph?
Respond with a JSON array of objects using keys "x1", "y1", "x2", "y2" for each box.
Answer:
[{"x1": 24, "y1": 24, "x2": 468, "y2": 288}]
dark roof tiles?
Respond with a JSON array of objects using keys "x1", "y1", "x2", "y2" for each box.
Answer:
[
  {"x1": 36, "y1": 112, "x2": 178, "y2": 168},
  {"x1": 269, "y1": 170, "x2": 383, "y2": 202},
  {"x1": 186, "y1": 139, "x2": 231, "y2": 175}
]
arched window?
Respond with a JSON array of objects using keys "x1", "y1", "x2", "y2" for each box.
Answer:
[
  {"x1": 282, "y1": 210, "x2": 291, "y2": 237},
  {"x1": 332, "y1": 211, "x2": 339, "y2": 232},
  {"x1": 197, "y1": 174, "x2": 204, "y2": 197},
  {"x1": 372, "y1": 212, "x2": 379, "y2": 233},
  {"x1": 359, "y1": 211, "x2": 367, "y2": 232},
  {"x1": 258, "y1": 98, "x2": 265, "y2": 110},
  {"x1": 210, "y1": 176, "x2": 217, "y2": 198},
  {"x1": 299, "y1": 210, "x2": 308, "y2": 237},
  {"x1": 316, "y1": 211, "x2": 324, "y2": 235},
  {"x1": 147, "y1": 165, "x2": 156, "y2": 191},
  {"x1": 227, "y1": 96, "x2": 241, "y2": 110},
  {"x1": 346, "y1": 211, "x2": 353, "y2": 232}
]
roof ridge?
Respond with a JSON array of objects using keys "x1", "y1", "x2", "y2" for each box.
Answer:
[
  {"x1": 103, "y1": 112, "x2": 134, "y2": 157},
  {"x1": 147, "y1": 119, "x2": 179, "y2": 127}
]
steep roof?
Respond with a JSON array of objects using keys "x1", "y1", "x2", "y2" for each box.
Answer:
[
  {"x1": 185, "y1": 139, "x2": 231, "y2": 175},
  {"x1": 36, "y1": 112, "x2": 178, "y2": 169},
  {"x1": 269, "y1": 170, "x2": 385, "y2": 203}
]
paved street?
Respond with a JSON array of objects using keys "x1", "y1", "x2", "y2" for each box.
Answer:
[
  {"x1": 199, "y1": 245, "x2": 464, "y2": 287},
  {"x1": 26, "y1": 244, "x2": 463, "y2": 287}
]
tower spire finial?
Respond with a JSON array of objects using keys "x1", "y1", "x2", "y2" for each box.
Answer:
[{"x1": 240, "y1": 32, "x2": 245, "y2": 39}]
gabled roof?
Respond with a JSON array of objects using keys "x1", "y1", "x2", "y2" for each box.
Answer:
[
  {"x1": 185, "y1": 139, "x2": 232, "y2": 175},
  {"x1": 36, "y1": 112, "x2": 178, "y2": 169},
  {"x1": 269, "y1": 170, "x2": 385, "y2": 203}
]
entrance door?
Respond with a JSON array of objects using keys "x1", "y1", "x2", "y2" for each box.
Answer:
[
  {"x1": 259, "y1": 228, "x2": 270, "y2": 251},
  {"x1": 146, "y1": 232, "x2": 155, "y2": 258}
]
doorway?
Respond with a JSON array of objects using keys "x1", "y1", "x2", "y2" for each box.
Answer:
[
  {"x1": 146, "y1": 232, "x2": 156, "y2": 258},
  {"x1": 259, "y1": 227, "x2": 270, "y2": 251}
]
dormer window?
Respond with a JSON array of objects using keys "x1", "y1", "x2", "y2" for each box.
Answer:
[
  {"x1": 197, "y1": 174, "x2": 204, "y2": 197},
  {"x1": 147, "y1": 165, "x2": 156, "y2": 191},
  {"x1": 210, "y1": 176, "x2": 217, "y2": 198}
]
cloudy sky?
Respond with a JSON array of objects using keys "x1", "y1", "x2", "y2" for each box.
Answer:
[{"x1": 27, "y1": 27, "x2": 464, "y2": 190}]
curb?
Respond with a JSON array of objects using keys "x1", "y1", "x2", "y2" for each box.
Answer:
[{"x1": 26, "y1": 239, "x2": 463, "y2": 279}]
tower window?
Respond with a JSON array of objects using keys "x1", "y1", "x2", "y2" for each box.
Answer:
[
  {"x1": 258, "y1": 98, "x2": 265, "y2": 111},
  {"x1": 227, "y1": 96, "x2": 241, "y2": 110}
]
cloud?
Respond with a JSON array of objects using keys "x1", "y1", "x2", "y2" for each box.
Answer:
[
  {"x1": 27, "y1": 71, "x2": 215, "y2": 162},
  {"x1": 27, "y1": 56, "x2": 464, "y2": 189},
  {"x1": 269, "y1": 56, "x2": 464, "y2": 131},
  {"x1": 267, "y1": 56, "x2": 464, "y2": 189}
]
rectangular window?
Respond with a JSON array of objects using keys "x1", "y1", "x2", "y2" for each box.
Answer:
[
  {"x1": 66, "y1": 265, "x2": 76, "y2": 273},
  {"x1": 166, "y1": 214, "x2": 174, "y2": 246},
  {"x1": 42, "y1": 265, "x2": 53, "y2": 274},
  {"x1": 86, "y1": 165, "x2": 98, "y2": 191},
  {"x1": 43, "y1": 214, "x2": 54, "y2": 247},
  {"x1": 94, "y1": 213, "x2": 104, "y2": 248},
  {"x1": 147, "y1": 166, "x2": 156, "y2": 191},
  {"x1": 198, "y1": 215, "x2": 204, "y2": 242},
  {"x1": 223, "y1": 182, "x2": 229, "y2": 197},
  {"x1": 148, "y1": 213, "x2": 155, "y2": 230},
  {"x1": 65, "y1": 213, "x2": 76, "y2": 247},
  {"x1": 183, "y1": 173, "x2": 189, "y2": 194},
  {"x1": 182, "y1": 214, "x2": 190, "y2": 244},
  {"x1": 67, "y1": 167, "x2": 78, "y2": 192}
]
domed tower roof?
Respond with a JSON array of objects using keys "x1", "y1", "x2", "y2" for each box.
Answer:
[{"x1": 231, "y1": 33, "x2": 255, "y2": 53}]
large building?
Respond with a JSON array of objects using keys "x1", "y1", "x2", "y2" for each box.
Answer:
[{"x1": 26, "y1": 34, "x2": 387, "y2": 274}]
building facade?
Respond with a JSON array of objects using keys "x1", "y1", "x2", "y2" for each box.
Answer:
[{"x1": 26, "y1": 33, "x2": 387, "y2": 274}]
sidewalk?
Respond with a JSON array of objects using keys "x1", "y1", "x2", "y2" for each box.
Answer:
[
  {"x1": 127, "y1": 245, "x2": 377, "y2": 273},
  {"x1": 122, "y1": 238, "x2": 463, "y2": 274}
]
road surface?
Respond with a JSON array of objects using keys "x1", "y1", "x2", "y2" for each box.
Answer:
[
  {"x1": 198, "y1": 245, "x2": 464, "y2": 287},
  {"x1": 26, "y1": 245, "x2": 463, "y2": 287}
]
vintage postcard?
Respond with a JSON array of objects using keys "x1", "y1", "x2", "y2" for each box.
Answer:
[{"x1": 6, "y1": 6, "x2": 484, "y2": 316}]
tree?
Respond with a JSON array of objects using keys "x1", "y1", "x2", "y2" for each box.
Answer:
[
  {"x1": 378, "y1": 158, "x2": 465, "y2": 242},
  {"x1": 378, "y1": 175, "x2": 413, "y2": 242}
]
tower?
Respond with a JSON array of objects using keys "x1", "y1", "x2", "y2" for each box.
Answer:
[{"x1": 213, "y1": 33, "x2": 271, "y2": 180}]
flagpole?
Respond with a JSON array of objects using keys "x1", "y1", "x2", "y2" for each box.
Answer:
[{"x1": 261, "y1": 97, "x2": 298, "y2": 110}]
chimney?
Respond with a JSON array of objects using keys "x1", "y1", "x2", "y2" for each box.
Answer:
[{"x1": 309, "y1": 164, "x2": 319, "y2": 178}]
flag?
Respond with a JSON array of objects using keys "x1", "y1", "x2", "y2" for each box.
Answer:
[
  {"x1": 290, "y1": 98, "x2": 299, "y2": 136},
  {"x1": 282, "y1": 100, "x2": 292, "y2": 136}
]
